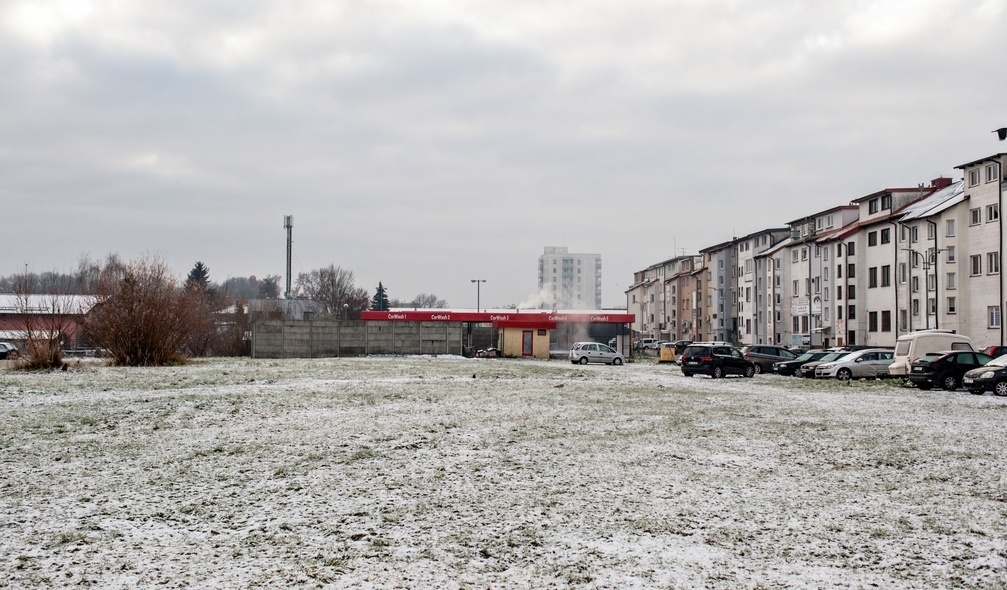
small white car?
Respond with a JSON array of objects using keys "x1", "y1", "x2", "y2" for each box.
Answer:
[
  {"x1": 570, "y1": 342, "x2": 625, "y2": 365},
  {"x1": 815, "y1": 348, "x2": 895, "y2": 380}
]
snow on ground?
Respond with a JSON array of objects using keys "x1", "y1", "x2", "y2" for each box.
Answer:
[{"x1": 1, "y1": 356, "x2": 1006, "y2": 588}]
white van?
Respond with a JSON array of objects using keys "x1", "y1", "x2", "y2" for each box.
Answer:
[{"x1": 889, "y1": 330, "x2": 974, "y2": 376}]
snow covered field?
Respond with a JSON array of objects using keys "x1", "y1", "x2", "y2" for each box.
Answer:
[{"x1": 2, "y1": 356, "x2": 1006, "y2": 588}]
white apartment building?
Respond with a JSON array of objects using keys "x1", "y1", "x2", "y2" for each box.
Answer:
[
  {"x1": 538, "y1": 247, "x2": 602, "y2": 310},
  {"x1": 955, "y1": 153, "x2": 1007, "y2": 348},
  {"x1": 626, "y1": 260, "x2": 666, "y2": 339},
  {"x1": 735, "y1": 229, "x2": 790, "y2": 346}
]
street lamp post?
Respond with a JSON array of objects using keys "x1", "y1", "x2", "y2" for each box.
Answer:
[{"x1": 471, "y1": 279, "x2": 486, "y2": 312}]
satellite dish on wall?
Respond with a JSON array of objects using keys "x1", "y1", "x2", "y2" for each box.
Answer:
[{"x1": 994, "y1": 127, "x2": 1007, "y2": 141}]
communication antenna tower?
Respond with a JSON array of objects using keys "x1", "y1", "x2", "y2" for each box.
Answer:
[{"x1": 284, "y1": 215, "x2": 293, "y2": 299}]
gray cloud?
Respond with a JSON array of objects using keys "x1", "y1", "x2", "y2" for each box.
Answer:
[{"x1": 2, "y1": 0, "x2": 1006, "y2": 307}]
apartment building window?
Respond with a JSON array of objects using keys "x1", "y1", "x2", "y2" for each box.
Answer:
[
  {"x1": 946, "y1": 219, "x2": 955, "y2": 237},
  {"x1": 869, "y1": 267, "x2": 878, "y2": 288},
  {"x1": 912, "y1": 299, "x2": 919, "y2": 316},
  {"x1": 881, "y1": 265, "x2": 891, "y2": 287},
  {"x1": 911, "y1": 276, "x2": 919, "y2": 293},
  {"x1": 837, "y1": 286, "x2": 843, "y2": 300},
  {"x1": 970, "y1": 169, "x2": 982, "y2": 186},
  {"x1": 927, "y1": 274, "x2": 936, "y2": 291},
  {"x1": 868, "y1": 231, "x2": 878, "y2": 246},
  {"x1": 837, "y1": 264, "x2": 843, "y2": 278},
  {"x1": 847, "y1": 242, "x2": 856, "y2": 255},
  {"x1": 793, "y1": 317, "x2": 800, "y2": 332},
  {"x1": 989, "y1": 204, "x2": 1000, "y2": 223},
  {"x1": 848, "y1": 305, "x2": 856, "y2": 320},
  {"x1": 928, "y1": 298, "x2": 936, "y2": 315},
  {"x1": 775, "y1": 275, "x2": 781, "y2": 286},
  {"x1": 971, "y1": 255, "x2": 982, "y2": 276},
  {"x1": 848, "y1": 285, "x2": 856, "y2": 300},
  {"x1": 882, "y1": 195, "x2": 892, "y2": 209},
  {"x1": 948, "y1": 297, "x2": 957, "y2": 314},
  {"x1": 824, "y1": 266, "x2": 830, "y2": 281},
  {"x1": 792, "y1": 250, "x2": 799, "y2": 263},
  {"x1": 910, "y1": 226, "x2": 919, "y2": 243},
  {"x1": 824, "y1": 287, "x2": 830, "y2": 301},
  {"x1": 882, "y1": 310, "x2": 892, "y2": 332},
  {"x1": 947, "y1": 272, "x2": 956, "y2": 290},
  {"x1": 989, "y1": 252, "x2": 1000, "y2": 274},
  {"x1": 776, "y1": 311, "x2": 781, "y2": 322},
  {"x1": 900, "y1": 263, "x2": 907, "y2": 283},
  {"x1": 793, "y1": 280, "x2": 799, "y2": 295},
  {"x1": 947, "y1": 246, "x2": 956, "y2": 263},
  {"x1": 837, "y1": 244, "x2": 843, "y2": 256},
  {"x1": 847, "y1": 264, "x2": 856, "y2": 278},
  {"x1": 775, "y1": 293, "x2": 781, "y2": 304},
  {"x1": 970, "y1": 208, "x2": 982, "y2": 225},
  {"x1": 927, "y1": 223, "x2": 936, "y2": 240},
  {"x1": 900, "y1": 309, "x2": 908, "y2": 328},
  {"x1": 869, "y1": 311, "x2": 878, "y2": 332},
  {"x1": 837, "y1": 305, "x2": 843, "y2": 320},
  {"x1": 990, "y1": 306, "x2": 1002, "y2": 328},
  {"x1": 869, "y1": 199, "x2": 879, "y2": 214},
  {"x1": 801, "y1": 248, "x2": 808, "y2": 261},
  {"x1": 881, "y1": 228, "x2": 891, "y2": 244}
]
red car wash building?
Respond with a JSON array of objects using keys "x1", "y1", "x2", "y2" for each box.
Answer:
[{"x1": 361, "y1": 309, "x2": 634, "y2": 359}]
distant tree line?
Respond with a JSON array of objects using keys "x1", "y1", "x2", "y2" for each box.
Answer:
[{"x1": 5, "y1": 255, "x2": 448, "y2": 368}]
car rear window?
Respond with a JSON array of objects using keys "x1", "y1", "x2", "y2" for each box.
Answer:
[{"x1": 683, "y1": 346, "x2": 710, "y2": 356}]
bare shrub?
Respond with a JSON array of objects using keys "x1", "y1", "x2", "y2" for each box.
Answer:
[
  {"x1": 83, "y1": 257, "x2": 203, "y2": 366},
  {"x1": 13, "y1": 273, "x2": 85, "y2": 370}
]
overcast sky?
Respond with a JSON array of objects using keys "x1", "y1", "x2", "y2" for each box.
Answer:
[{"x1": 3, "y1": 0, "x2": 1005, "y2": 309}]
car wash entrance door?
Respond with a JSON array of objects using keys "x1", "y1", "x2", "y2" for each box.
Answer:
[{"x1": 522, "y1": 330, "x2": 533, "y2": 356}]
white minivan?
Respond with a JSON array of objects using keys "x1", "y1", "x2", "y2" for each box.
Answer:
[{"x1": 889, "y1": 330, "x2": 974, "y2": 376}]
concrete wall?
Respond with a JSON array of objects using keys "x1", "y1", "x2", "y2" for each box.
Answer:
[{"x1": 252, "y1": 320, "x2": 465, "y2": 358}]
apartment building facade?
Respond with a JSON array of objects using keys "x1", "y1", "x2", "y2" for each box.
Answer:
[{"x1": 537, "y1": 247, "x2": 602, "y2": 310}]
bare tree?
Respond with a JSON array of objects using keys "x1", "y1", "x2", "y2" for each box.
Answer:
[
  {"x1": 411, "y1": 293, "x2": 448, "y2": 308},
  {"x1": 294, "y1": 265, "x2": 369, "y2": 318},
  {"x1": 13, "y1": 271, "x2": 85, "y2": 369},
  {"x1": 84, "y1": 256, "x2": 204, "y2": 366}
]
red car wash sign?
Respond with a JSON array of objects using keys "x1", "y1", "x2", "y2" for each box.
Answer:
[{"x1": 361, "y1": 310, "x2": 634, "y2": 324}]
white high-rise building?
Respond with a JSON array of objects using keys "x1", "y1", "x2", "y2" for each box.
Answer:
[{"x1": 537, "y1": 247, "x2": 602, "y2": 309}]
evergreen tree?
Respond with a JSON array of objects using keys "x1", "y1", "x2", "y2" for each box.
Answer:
[
  {"x1": 185, "y1": 261, "x2": 211, "y2": 292},
  {"x1": 371, "y1": 282, "x2": 390, "y2": 311}
]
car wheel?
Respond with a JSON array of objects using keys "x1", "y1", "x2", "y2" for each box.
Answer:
[
  {"x1": 995, "y1": 381, "x2": 1007, "y2": 397},
  {"x1": 836, "y1": 368, "x2": 853, "y2": 381},
  {"x1": 744, "y1": 365, "x2": 756, "y2": 378},
  {"x1": 712, "y1": 366, "x2": 723, "y2": 379},
  {"x1": 612, "y1": 358, "x2": 623, "y2": 366},
  {"x1": 578, "y1": 356, "x2": 589, "y2": 365},
  {"x1": 941, "y1": 374, "x2": 959, "y2": 391},
  {"x1": 753, "y1": 364, "x2": 763, "y2": 374}
]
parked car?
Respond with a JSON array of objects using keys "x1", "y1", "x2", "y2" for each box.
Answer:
[
  {"x1": 795, "y1": 352, "x2": 846, "y2": 378},
  {"x1": 815, "y1": 349, "x2": 895, "y2": 380},
  {"x1": 680, "y1": 344, "x2": 756, "y2": 378},
  {"x1": 569, "y1": 342, "x2": 625, "y2": 365},
  {"x1": 673, "y1": 340, "x2": 693, "y2": 355},
  {"x1": 634, "y1": 338, "x2": 659, "y2": 351},
  {"x1": 981, "y1": 345, "x2": 1007, "y2": 359},
  {"x1": 0, "y1": 342, "x2": 17, "y2": 360},
  {"x1": 889, "y1": 330, "x2": 974, "y2": 377},
  {"x1": 908, "y1": 350, "x2": 994, "y2": 390},
  {"x1": 773, "y1": 350, "x2": 828, "y2": 376},
  {"x1": 741, "y1": 345, "x2": 799, "y2": 373},
  {"x1": 963, "y1": 355, "x2": 1007, "y2": 395}
]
